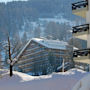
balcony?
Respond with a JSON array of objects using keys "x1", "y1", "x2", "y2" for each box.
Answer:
[
  {"x1": 73, "y1": 48, "x2": 90, "y2": 64},
  {"x1": 72, "y1": 0, "x2": 88, "y2": 18},
  {"x1": 72, "y1": 24, "x2": 89, "y2": 40}
]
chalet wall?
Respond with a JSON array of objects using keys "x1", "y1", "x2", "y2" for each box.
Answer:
[
  {"x1": 15, "y1": 40, "x2": 70, "y2": 75},
  {"x1": 86, "y1": 0, "x2": 90, "y2": 48}
]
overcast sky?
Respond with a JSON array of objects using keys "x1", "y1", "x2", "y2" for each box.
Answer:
[{"x1": 0, "y1": 0, "x2": 28, "y2": 3}]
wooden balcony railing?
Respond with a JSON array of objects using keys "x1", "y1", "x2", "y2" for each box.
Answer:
[
  {"x1": 72, "y1": 24, "x2": 89, "y2": 33},
  {"x1": 73, "y1": 48, "x2": 90, "y2": 57},
  {"x1": 72, "y1": 0, "x2": 88, "y2": 10}
]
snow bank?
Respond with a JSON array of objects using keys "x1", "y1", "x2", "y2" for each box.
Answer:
[
  {"x1": 0, "y1": 68, "x2": 88, "y2": 90},
  {"x1": 72, "y1": 73, "x2": 90, "y2": 90}
]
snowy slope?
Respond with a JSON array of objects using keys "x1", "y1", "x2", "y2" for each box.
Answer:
[
  {"x1": 0, "y1": 69, "x2": 88, "y2": 90},
  {"x1": 39, "y1": 17, "x2": 76, "y2": 26},
  {"x1": 72, "y1": 73, "x2": 90, "y2": 90}
]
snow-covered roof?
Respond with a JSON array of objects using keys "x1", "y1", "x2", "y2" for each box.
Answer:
[
  {"x1": 17, "y1": 38, "x2": 68, "y2": 59},
  {"x1": 17, "y1": 38, "x2": 32, "y2": 59},
  {"x1": 73, "y1": 47, "x2": 79, "y2": 50},
  {"x1": 32, "y1": 38, "x2": 68, "y2": 49}
]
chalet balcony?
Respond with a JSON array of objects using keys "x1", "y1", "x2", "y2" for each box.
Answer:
[
  {"x1": 73, "y1": 48, "x2": 90, "y2": 64},
  {"x1": 72, "y1": 24, "x2": 89, "y2": 40},
  {"x1": 72, "y1": 0, "x2": 88, "y2": 18}
]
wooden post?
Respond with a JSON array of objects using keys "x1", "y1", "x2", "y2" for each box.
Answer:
[{"x1": 62, "y1": 58, "x2": 64, "y2": 72}]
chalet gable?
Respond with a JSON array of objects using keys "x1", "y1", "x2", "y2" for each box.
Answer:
[{"x1": 17, "y1": 38, "x2": 68, "y2": 59}]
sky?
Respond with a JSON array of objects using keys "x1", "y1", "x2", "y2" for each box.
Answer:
[{"x1": 0, "y1": 0, "x2": 28, "y2": 3}]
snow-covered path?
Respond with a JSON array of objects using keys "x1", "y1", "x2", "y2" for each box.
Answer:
[{"x1": 0, "y1": 69, "x2": 89, "y2": 90}]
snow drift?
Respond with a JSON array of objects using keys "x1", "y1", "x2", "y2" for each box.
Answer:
[
  {"x1": 0, "y1": 69, "x2": 88, "y2": 90},
  {"x1": 72, "y1": 73, "x2": 90, "y2": 90}
]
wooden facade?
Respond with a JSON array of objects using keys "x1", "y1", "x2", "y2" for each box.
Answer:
[{"x1": 15, "y1": 38, "x2": 70, "y2": 75}]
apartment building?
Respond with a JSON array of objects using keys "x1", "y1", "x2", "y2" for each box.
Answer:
[
  {"x1": 72, "y1": 0, "x2": 90, "y2": 70},
  {"x1": 15, "y1": 38, "x2": 70, "y2": 75}
]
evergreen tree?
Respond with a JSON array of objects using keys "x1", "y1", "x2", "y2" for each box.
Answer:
[
  {"x1": 21, "y1": 32, "x2": 28, "y2": 45},
  {"x1": 34, "y1": 26, "x2": 41, "y2": 38},
  {"x1": 45, "y1": 22, "x2": 71, "y2": 40}
]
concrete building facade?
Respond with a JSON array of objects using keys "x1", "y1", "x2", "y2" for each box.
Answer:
[{"x1": 72, "y1": 0, "x2": 90, "y2": 70}]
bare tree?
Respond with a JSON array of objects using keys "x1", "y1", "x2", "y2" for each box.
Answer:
[
  {"x1": 1, "y1": 32, "x2": 22, "y2": 77},
  {"x1": 8, "y1": 36, "x2": 13, "y2": 76},
  {"x1": 0, "y1": 41, "x2": 4, "y2": 69},
  {"x1": 8, "y1": 35, "x2": 22, "y2": 76}
]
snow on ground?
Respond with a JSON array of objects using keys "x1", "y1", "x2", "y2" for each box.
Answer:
[
  {"x1": 0, "y1": 68, "x2": 89, "y2": 90},
  {"x1": 39, "y1": 17, "x2": 76, "y2": 26},
  {"x1": 72, "y1": 73, "x2": 90, "y2": 90}
]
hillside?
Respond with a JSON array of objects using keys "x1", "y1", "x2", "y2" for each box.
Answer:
[{"x1": 0, "y1": 0, "x2": 84, "y2": 40}]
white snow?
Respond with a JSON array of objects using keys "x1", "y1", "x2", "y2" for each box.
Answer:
[
  {"x1": 72, "y1": 73, "x2": 90, "y2": 90},
  {"x1": 0, "y1": 0, "x2": 28, "y2": 3},
  {"x1": 17, "y1": 38, "x2": 68, "y2": 59},
  {"x1": 31, "y1": 22, "x2": 39, "y2": 29},
  {"x1": 0, "y1": 68, "x2": 88, "y2": 90},
  {"x1": 39, "y1": 17, "x2": 76, "y2": 26},
  {"x1": 32, "y1": 38, "x2": 68, "y2": 50},
  {"x1": 73, "y1": 47, "x2": 79, "y2": 50},
  {"x1": 57, "y1": 62, "x2": 71, "y2": 70},
  {"x1": 16, "y1": 38, "x2": 32, "y2": 59}
]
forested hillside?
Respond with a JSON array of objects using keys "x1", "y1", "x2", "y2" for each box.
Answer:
[{"x1": 0, "y1": 0, "x2": 84, "y2": 40}]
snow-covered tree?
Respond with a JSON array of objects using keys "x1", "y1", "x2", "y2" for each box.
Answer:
[
  {"x1": 34, "y1": 26, "x2": 41, "y2": 38},
  {"x1": 1, "y1": 32, "x2": 22, "y2": 77},
  {"x1": 21, "y1": 32, "x2": 28, "y2": 45}
]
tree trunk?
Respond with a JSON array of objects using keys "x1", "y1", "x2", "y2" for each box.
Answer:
[
  {"x1": 8, "y1": 36, "x2": 13, "y2": 77},
  {"x1": 10, "y1": 65, "x2": 13, "y2": 77}
]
